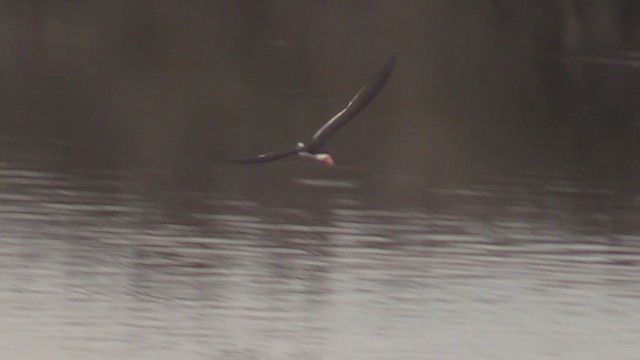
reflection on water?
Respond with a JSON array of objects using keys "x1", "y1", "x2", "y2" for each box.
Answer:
[{"x1": 1, "y1": 140, "x2": 640, "y2": 360}]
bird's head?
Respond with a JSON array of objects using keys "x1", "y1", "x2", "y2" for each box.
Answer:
[{"x1": 315, "y1": 153, "x2": 334, "y2": 166}]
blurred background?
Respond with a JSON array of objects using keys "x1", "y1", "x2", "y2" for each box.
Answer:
[{"x1": 1, "y1": 1, "x2": 639, "y2": 359}]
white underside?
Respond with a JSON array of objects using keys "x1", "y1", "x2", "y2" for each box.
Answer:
[{"x1": 296, "y1": 143, "x2": 330, "y2": 162}]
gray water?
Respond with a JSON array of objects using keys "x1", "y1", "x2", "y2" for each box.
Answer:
[{"x1": 1, "y1": 139, "x2": 640, "y2": 360}]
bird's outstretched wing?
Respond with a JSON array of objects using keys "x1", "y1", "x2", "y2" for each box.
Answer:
[
  {"x1": 307, "y1": 54, "x2": 396, "y2": 151},
  {"x1": 225, "y1": 147, "x2": 300, "y2": 164},
  {"x1": 226, "y1": 54, "x2": 396, "y2": 165}
]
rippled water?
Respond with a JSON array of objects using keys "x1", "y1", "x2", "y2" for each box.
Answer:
[{"x1": 1, "y1": 139, "x2": 640, "y2": 360}]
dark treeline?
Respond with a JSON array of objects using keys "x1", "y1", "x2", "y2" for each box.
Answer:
[{"x1": 1, "y1": 0, "x2": 639, "y2": 181}]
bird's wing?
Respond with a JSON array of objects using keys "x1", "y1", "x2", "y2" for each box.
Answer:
[
  {"x1": 307, "y1": 54, "x2": 396, "y2": 151},
  {"x1": 225, "y1": 147, "x2": 300, "y2": 164}
]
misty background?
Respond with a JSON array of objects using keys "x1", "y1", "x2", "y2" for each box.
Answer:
[{"x1": 2, "y1": 1, "x2": 639, "y2": 185}]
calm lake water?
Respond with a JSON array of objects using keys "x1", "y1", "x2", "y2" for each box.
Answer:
[{"x1": 1, "y1": 137, "x2": 639, "y2": 360}]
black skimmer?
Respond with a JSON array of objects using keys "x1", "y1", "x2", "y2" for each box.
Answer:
[{"x1": 227, "y1": 55, "x2": 396, "y2": 166}]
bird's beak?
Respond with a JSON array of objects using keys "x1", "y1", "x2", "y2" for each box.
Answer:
[{"x1": 322, "y1": 155, "x2": 334, "y2": 166}]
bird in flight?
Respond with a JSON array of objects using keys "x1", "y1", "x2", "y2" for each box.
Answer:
[{"x1": 227, "y1": 55, "x2": 396, "y2": 166}]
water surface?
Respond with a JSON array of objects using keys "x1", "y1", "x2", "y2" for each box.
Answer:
[{"x1": 1, "y1": 138, "x2": 639, "y2": 360}]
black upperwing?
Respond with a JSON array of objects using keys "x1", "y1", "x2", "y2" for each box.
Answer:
[
  {"x1": 226, "y1": 55, "x2": 396, "y2": 164},
  {"x1": 225, "y1": 147, "x2": 301, "y2": 164},
  {"x1": 306, "y1": 54, "x2": 396, "y2": 152}
]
